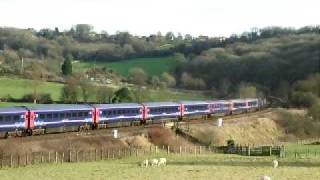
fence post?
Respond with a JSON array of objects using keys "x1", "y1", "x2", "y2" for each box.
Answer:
[
  {"x1": 55, "y1": 152, "x2": 58, "y2": 163},
  {"x1": 10, "y1": 154, "x2": 13, "y2": 168},
  {"x1": 248, "y1": 146, "x2": 251, "y2": 156},
  {"x1": 18, "y1": 154, "x2": 20, "y2": 167},
  {"x1": 179, "y1": 146, "x2": 182, "y2": 155},
  {"x1": 94, "y1": 149, "x2": 97, "y2": 161},
  {"x1": 26, "y1": 153, "x2": 28, "y2": 166},
  {"x1": 76, "y1": 151, "x2": 79, "y2": 162},
  {"x1": 199, "y1": 146, "x2": 202, "y2": 155},
  {"x1": 48, "y1": 152, "x2": 51, "y2": 163},
  {"x1": 155, "y1": 146, "x2": 158, "y2": 154},
  {"x1": 167, "y1": 146, "x2": 170, "y2": 154},
  {"x1": 62, "y1": 152, "x2": 64, "y2": 163},
  {"x1": 194, "y1": 146, "x2": 197, "y2": 155},
  {"x1": 269, "y1": 146, "x2": 272, "y2": 156}
]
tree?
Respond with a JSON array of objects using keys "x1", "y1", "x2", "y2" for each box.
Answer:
[
  {"x1": 112, "y1": 87, "x2": 132, "y2": 103},
  {"x1": 74, "y1": 24, "x2": 93, "y2": 41},
  {"x1": 239, "y1": 83, "x2": 257, "y2": 98},
  {"x1": 128, "y1": 68, "x2": 147, "y2": 85},
  {"x1": 79, "y1": 81, "x2": 93, "y2": 103},
  {"x1": 62, "y1": 55, "x2": 72, "y2": 76},
  {"x1": 165, "y1": 32, "x2": 175, "y2": 41},
  {"x1": 151, "y1": 76, "x2": 161, "y2": 89},
  {"x1": 61, "y1": 80, "x2": 79, "y2": 103},
  {"x1": 96, "y1": 86, "x2": 114, "y2": 103},
  {"x1": 161, "y1": 72, "x2": 176, "y2": 87}
]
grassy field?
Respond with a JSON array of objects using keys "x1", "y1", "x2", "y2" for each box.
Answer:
[
  {"x1": 73, "y1": 56, "x2": 178, "y2": 76},
  {"x1": 0, "y1": 77, "x2": 208, "y2": 106},
  {"x1": 0, "y1": 153, "x2": 319, "y2": 180},
  {"x1": 0, "y1": 78, "x2": 63, "y2": 101}
]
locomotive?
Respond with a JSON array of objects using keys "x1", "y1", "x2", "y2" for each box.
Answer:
[{"x1": 0, "y1": 98, "x2": 266, "y2": 137}]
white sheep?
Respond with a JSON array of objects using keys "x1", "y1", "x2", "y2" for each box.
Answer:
[
  {"x1": 259, "y1": 175, "x2": 272, "y2": 180},
  {"x1": 158, "y1": 158, "x2": 167, "y2": 166},
  {"x1": 150, "y1": 158, "x2": 159, "y2": 166},
  {"x1": 272, "y1": 160, "x2": 278, "y2": 168},
  {"x1": 141, "y1": 159, "x2": 149, "y2": 167}
]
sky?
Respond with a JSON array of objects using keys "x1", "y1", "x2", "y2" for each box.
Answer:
[{"x1": 0, "y1": 0, "x2": 319, "y2": 37}]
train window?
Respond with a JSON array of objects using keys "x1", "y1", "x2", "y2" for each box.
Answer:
[
  {"x1": 108, "y1": 111, "x2": 112, "y2": 116},
  {"x1": 53, "y1": 113, "x2": 58, "y2": 119},
  {"x1": 60, "y1": 113, "x2": 65, "y2": 118},
  {"x1": 72, "y1": 112, "x2": 77, "y2": 117},
  {"x1": 84, "y1": 112, "x2": 89, "y2": 117},
  {"x1": 39, "y1": 114, "x2": 45, "y2": 119},
  {"x1": 47, "y1": 114, "x2": 52, "y2": 119},
  {"x1": 78, "y1": 112, "x2": 83, "y2": 117},
  {"x1": 66, "y1": 113, "x2": 71, "y2": 118},
  {"x1": 0, "y1": 116, "x2": 3, "y2": 121},
  {"x1": 5, "y1": 116, "x2": 11, "y2": 122},
  {"x1": 13, "y1": 115, "x2": 19, "y2": 121}
]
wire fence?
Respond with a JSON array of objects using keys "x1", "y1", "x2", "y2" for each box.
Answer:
[{"x1": 0, "y1": 144, "x2": 285, "y2": 168}]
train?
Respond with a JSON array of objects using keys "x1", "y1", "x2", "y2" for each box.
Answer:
[{"x1": 0, "y1": 98, "x2": 266, "y2": 138}]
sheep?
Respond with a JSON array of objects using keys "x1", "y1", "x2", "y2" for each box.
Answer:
[
  {"x1": 150, "y1": 158, "x2": 159, "y2": 166},
  {"x1": 259, "y1": 175, "x2": 272, "y2": 180},
  {"x1": 140, "y1": 159, "x2": 149, "y2": 167},
  {"x1": 158, "y1": 158, "x2": 167, "y2": 166},
  {"x1": 272, "y1": 160, "x2": 278, "y2": 168}
]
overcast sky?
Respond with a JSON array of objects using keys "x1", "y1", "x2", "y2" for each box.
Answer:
[{"x1": 0, "y1": 0, "x2": 319, "y2": 37}]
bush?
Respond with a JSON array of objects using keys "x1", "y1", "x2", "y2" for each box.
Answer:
[
  {"x1": 290, "y1": 91, "x2": 318, "y2": 108},
  {"x1": 21, "y1": 93, "x2": 53, "y2": 103}
]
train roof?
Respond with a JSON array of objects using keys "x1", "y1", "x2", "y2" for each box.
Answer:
[
  {"x1": 26, "y1": 104, "x2": 93, "y2": 112},
  {"x1": 210, "y1": 100, "x2": 231, "y2": 104},
  {"x1": 142, "y1": 102, "x2": 180, "y2": 107},
  {"x1": 180, "y1": 101, "x2": 210, "y2": 105},
  {"x1": 93, "y1": 103, "x2": 143, "y2": 109},
  {"x1": 0, "y1": 106, "x2": 28, "y2": 114}
]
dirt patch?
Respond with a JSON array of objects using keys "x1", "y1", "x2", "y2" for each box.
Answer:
[
  {"x1": 185, "y1": 111, "x2": 286, "y2": 146},
  {"x1": 147, "y1": 125, "x2": 195, "y2": 150}
]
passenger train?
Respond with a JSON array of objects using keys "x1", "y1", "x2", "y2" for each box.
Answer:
[{"x1": 0, "y1": 98, "x2": 266, "y2": 137}]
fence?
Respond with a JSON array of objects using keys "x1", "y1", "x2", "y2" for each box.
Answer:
[{"x1": 0, "y1": 144, "x2": 285, "y2": 168}]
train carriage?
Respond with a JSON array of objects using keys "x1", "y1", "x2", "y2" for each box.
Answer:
[
  {"x1": 27, "y1": 104, "x2": 94, "y2": 134},
  {"x1": 180, "y1": 101, "x2": 211, "y2": 118},
  {"x1": 92, "y1": 103, "x2": 144, "y2": 128},
  {"x1": 0, "y1": 107, "x2": 28, "y2": 137},
  {"x1": 210, "y1": 100, "x2": 232, "y2": 115},
  {"x1": 142, "y1": 102, "x2": 181, "y2": 123}
]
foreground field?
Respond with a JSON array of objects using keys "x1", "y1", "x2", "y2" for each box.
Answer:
[
  {"x1": 0, "y1": 153, "x2": 319, "y2": 180},
  {"x1": 73, "y1": 56, "x2": 178, "y2": 76}
]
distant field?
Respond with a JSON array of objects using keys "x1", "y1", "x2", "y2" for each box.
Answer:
[
  {"x1": 0, "y1": 78, "x2": 63, "y2": 101},
  {"x1": 0, "y1": 78, "x2": 208, "y2": 106},
  {"x1": 73, "y1": 56, "x2": 178, "y2": 76},
  {"x1": 0, "y1": 153, "x2": 319, "y2": 180}
]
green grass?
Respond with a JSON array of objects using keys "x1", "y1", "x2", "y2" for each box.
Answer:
[
  {"x1": 1, "y1": 153, "x2": 320, "y2": 180},
  {"x1": 73, "y1": 56, "x2": 178, "y2": 76},
  {"x1": 0, "y1": 78, "x2": 63, "y2": 101},
  {"x1": 147, "y1": 89, "x2": 208, "y2": 101}
]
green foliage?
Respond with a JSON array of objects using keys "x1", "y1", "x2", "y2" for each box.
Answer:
[
  {"x1": 176, "y1": 34, "x2": 320, "y2": 98},
  {"x1": 62, "y1": 56, "x2": 73, "y2": 76},
  {"x1": 290, "y1": 91, "x2": 318, "y2": 108},
  {"x1": 61, "y1": 81, "x2": 79, "y2": 103},
  {"x1": 112, "y1": 87, "x2": 132, "y2": 103},
  {"x1": 308, "y1": 102, "x2": 320, "y2": 121},
  {"x1": 128, "y1": 68, "x2": 147, "y2": 85},
  {"x1": 96, "y1": 86, "x2": 114, "y2": 103},
  {"x1": 22, "y1": 93, "x2": 53, "y2": 104}
]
